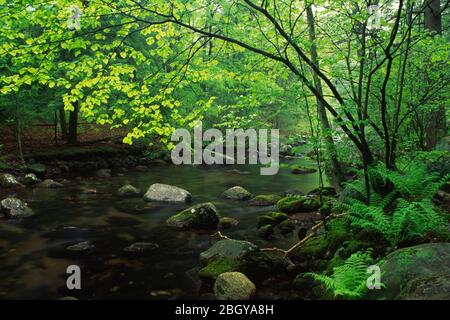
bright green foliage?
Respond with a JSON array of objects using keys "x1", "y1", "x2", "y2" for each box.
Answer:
[{"x1": 306, "y1": 250, "x2": 375, "y2": 299}]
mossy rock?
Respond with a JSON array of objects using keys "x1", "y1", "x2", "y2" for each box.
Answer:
[
  {"x1": 291, "y1": 218, "x2": 351, "y2": 263},
  {"x1": 222, "y1": 186, "x2": 253, "y2": 200},
  {"x1": 308, "y1": 187, "x2": 338, "y2": 197},
  {"x1": 257, "y1": 224, "x2": 274, "y2": 239},
  {"x1": 292, "y1": 235, "x2": 329, "y2": 261},
  {"x1": 218, "y1": 217, "x2": 239, "y2": 229},
  {"x1": 257, "y1": 212, "x2": 288, "y2": 228},
  {"x1": 365, "y1": 243, "x2": 450, "y2": 300},
  {"x1": 166, "y1": 202, "x2": 220, "y2": 229},
  {"x1": 290, "y1": 165, "x2": 317, "y2": 174},
  {"x1": 200, "y1": 239, "x2": 259, "y2": 264},
  {"x1": 249, "y1": 194, "x2": 282, "y2": 206},
  {"x1": 276, "y1": 196, "x2": 321, "y2": 214},
  {"x1": 238, "y1": 251, "x2": 290, "y2": 283},
  {"x1": 198, "y1": 257, "x2": 240, "y2": 281},
  {"x1": 278, "y1": 219, "x2": 296, "y2": 235}
]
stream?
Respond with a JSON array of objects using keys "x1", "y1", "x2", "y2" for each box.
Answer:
[{"x1": 0, "y1": 158, "x2": 324, "y2": 299}]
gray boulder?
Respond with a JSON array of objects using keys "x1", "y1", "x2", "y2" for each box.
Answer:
[
  {"x1": 143, "y1": 183, "x2": 191, "y2": 203},
  {"x1": 0, "y1": 197, "x2": 35, "y2": 218},
  {"x1": 166, "y1": 202, "x2": 220, "y2": 229},
  {"x1": 222, "y1": 186, "x2": 252, "y2": 200},
  {"x1": 214, "y1": 272, "x2": 256, "y2": 300}
]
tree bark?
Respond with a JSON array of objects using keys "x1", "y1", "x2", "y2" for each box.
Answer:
[
  {"x1": 67, "y1": 102, "x2": 79, "y2": 144},
  {"x1": 59, "y1": 107, "x2": 68, "y2": 140},
  {"x1": 306, "y1": 5, "x2": 344, "y2": 185},
  {"x1": 424, "y1": 0, "x2": 446, "y2": 150}
]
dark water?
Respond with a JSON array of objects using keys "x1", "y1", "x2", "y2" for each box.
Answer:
[{"x1": 0, "y1": 159, "x2": 324, "y2": 299}]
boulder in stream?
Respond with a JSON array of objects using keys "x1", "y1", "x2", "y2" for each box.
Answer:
[
  {"x1": 276, "y1": 196, "x2": 320, "y2": 214},
  {"x1": 0, "y1": 197, "x2": 35, "y2": 218},
  {"x1": 166, "y1": 202, "x2": 220, "y2": 229},
  {"x1": 117, "y1": 184, "x2": 141, "y2": 197},
  {"x1": 0, "y1": 173, "x2": 24, "y2": 188},
  {"x1": 23, "y1": 173, "x2": 40, "y2": 185},
  {"x1": 143, "y1": 183, "x2": 191, "y2": 203},
  {"x1": 222, "y1": 186, "x2": 252, "y2": 200},
  {"x1": 214, "y1": 272, "x2": 256, "y2": 300}
]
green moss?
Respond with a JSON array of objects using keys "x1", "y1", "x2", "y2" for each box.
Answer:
[
  {"x1": 294, "y1": 235, "x2": 329, "y2": 258},
  {"x1": 325, "y1": 219, "x2": 350, "y2": 248},
  {"x1": 277, "y1": 196, "x2": 321, "y2": 214},
  {"x1": 198, "y1": 258, "x2": 239, "y2": 280}
]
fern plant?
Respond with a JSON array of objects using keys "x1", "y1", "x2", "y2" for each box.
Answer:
[
  {"x1": 306, "y1": 250, "x2": 374, "y2": 299},
  {"x1": 339, "y1": 162, "x2": 449, "y2": 247}
]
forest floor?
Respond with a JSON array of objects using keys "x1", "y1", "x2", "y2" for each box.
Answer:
[{"x1": 0, "y1": 123, "x2": 126, "y2": 156}]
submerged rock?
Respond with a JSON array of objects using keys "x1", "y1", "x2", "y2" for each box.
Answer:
[
  {"x1": 277, "y1": 196, "x2": 320, "y2": 214},
  {"x1": 0, "y1": 197, "x2": 35, "y2": 218},
  {"x1": 214, "y1": 272, "x2": 256, "y2": 300},
  {"x1": 66, "y1": 241, "x2": 95, "y2": 252},
  {"x1": 290, "y1": 165, "x2": 317, "y2": 174},
  {"x1": 143, "y1": 183, "x2": 191, "y2": 204},
  {"x1": 166, "y1": 202, "x2": 220, "y2": 229},
  {"x1": 117, "y1": 184, "x2": 141, "y2": 197},
  {"x1": 124, "y1": 242, "x2": 159, "y2": 253},
  {"x1": 39, "y1": 179, "x2": 64, "y2": 189},
  {"x1": 222, "y1": 186, "x2": 252, "y2": 201},
  {"x1": 96, "y1": 169, "x2": 111, "y2": 178},
  {"x1": 249, "y1": 194, "x2": 282, "y2": 206},
  {"x1": 0, "y1": 173, "x2": 23, "y2": 188},
  {"x1": 135, "y1": 165, "x2": 148, "y2": 172}
]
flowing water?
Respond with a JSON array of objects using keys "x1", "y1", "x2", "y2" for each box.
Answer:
[{"x1": 0, "y1": 159, "x2": 324, "y2": 299}]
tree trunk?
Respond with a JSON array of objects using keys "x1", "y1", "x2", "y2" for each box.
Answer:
[
  {"x1": 67, "y1": 102, "x2": 79, "y2": 145},
  {"x1": 306, "y1": 5, "x2": 344, "y2": 186},
  {"x1": 59, "y1": 107, "x2": 68, "y2": 140},
  {"x1": 424, "y1": 0, "x2": 446, "y2": 150},
  {"x1": 15, "y1": 105, "x2": 25, "y2": 164}
]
